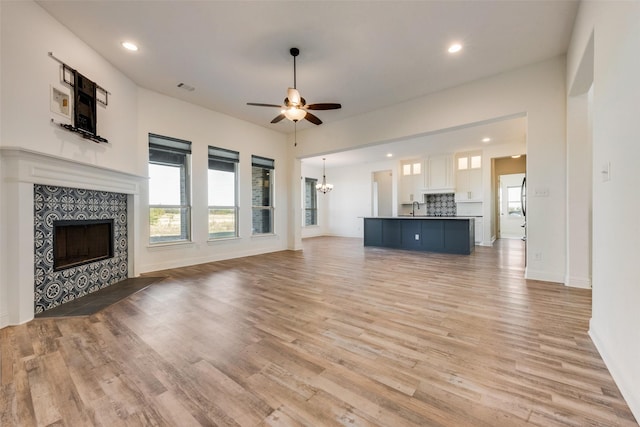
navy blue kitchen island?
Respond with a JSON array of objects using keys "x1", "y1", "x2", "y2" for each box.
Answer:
[{"x1": 363, "y1": 216, "x2": 475, "y2": 255}]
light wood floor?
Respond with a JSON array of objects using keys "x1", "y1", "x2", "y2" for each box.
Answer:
[{"x1": 1, "y1": 237, "x2": 636, "y2": 426}]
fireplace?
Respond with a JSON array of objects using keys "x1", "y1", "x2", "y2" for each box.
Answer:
[
  {"x1": 0, "y1": 147, "x2": 144, "y2": 327},
  {"x1": 33, "y1": 184, "x2": 129, "y2": 313},
  {"x1": 53, "y1": 219, "x2": 114, "y2": 270}
]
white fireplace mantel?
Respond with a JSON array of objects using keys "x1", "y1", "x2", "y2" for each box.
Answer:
[{"x1": 1, "y1": 147, "x2": 147, "y2": 327}]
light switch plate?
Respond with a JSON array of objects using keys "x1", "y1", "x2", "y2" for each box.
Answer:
[{"x1": 534, "y1": 187, "x2": 549, "y2": 197}]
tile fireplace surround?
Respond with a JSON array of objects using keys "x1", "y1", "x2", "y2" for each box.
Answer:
[
  {"x1": 33, "y1": 184, "x2": 128, "y2": 313},
  {"x1": 0, "y1": 148, "x2": 145, "y2": 328}
]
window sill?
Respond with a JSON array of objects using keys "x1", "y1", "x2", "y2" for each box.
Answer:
[
  {"x1": 207, "y1": 236, "x2": 241, "y2": 245},
  {"x1": 251, "y1": 233, "x2": 277, "y2": 239},
  {"x1": 147, "y1": 240, "x2": 194, "y2": 250}
]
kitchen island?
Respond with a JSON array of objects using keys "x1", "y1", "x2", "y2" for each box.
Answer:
[{"x1": 363, "y1": 216, "x2": 475, "y2": 255}]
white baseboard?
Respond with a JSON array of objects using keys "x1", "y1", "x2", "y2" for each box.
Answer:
[
  {"x1": 524, "y1": 268, "x2": 564, "y2": 284},
  {"x1": 140, "y1": 246, "x2": 287, "y2": 274},
  {"x1": 0, "y1": 311, "x2": 9, "y2": 330},
  {"x1": 564, "y1": 275, "x2": 591, "y2": 289},
  {"x1": 589, "y1": 321, "x2": 640, "y2": 423}
]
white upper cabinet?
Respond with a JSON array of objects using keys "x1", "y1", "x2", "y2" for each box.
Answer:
[
  {"x1": 424, "y1": 154, "x2": 454, "y2": 193},
  {"x1": 455, "y1": 151, "x2": 483, "y2": 202},
  {"x1": 399, "y1": 158, "x2": 424, "y2": 203}
]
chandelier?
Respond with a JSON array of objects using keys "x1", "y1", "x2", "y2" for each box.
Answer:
[{"x1": 316, "y1": 158, "x2": 333, "y2": 194}]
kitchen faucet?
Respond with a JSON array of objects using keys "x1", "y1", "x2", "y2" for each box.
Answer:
[{"x1": 412, "y1": 201, "x2": 420, "y2": 216}]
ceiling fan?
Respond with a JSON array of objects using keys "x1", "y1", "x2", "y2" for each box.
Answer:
[{"x1": 247, "y1": 47, "x2": 341, "y2": 125}]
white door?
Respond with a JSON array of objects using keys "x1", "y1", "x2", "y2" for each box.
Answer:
[{"x1": 499, "y1": 173, "x2": 525, "y2": 239}]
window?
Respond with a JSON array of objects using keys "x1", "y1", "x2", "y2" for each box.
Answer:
[
  {"x1": 148, "y1": 134, "x2": 191, "y2": 244},
  {"x1": 208, "y1": 146, "x2": 239, "y2": 239},
  {"x1": 403, "y1": 161, "x2": 421, "y2": 175},
  {"x1": 457, "y1": 154, "x2": 481, "y2": 170},
  {"x1": 304, "y1": 177, "x2": 318, "y2": 226},
  {"x1": 507, "y1": 186, "x2": 523, "y2": 216},
  {"x1": 470, "y1": 155, "x2": 482, "y2": 169},
  {"x1": 457, "y1": 157, "x2": 468, "y2": 170},
  {"x1": 251, "y1": 155, "x2": 274, "y2": 235}
]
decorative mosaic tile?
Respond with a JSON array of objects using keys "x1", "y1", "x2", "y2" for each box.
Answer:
[
  {"x1": 425, "y1": 193, "x2": 456, "y2": 216},
  {"x1": 33, "y1": 184, "x2": 128, "y2": 313}
]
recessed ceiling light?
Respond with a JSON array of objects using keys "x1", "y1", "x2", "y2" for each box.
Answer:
[
  {"x1": 448, "y1": 43, "x2": 462, "y2": 53},
  {"x1": 386, "y1": 153, "x2": 393, "y2": 158},
  {"x1": 482, "y1": 137, "x2": 491, "y2": 143},
  {"x1": 121, "y1": 41, "x2": 138, "y2": 51}
]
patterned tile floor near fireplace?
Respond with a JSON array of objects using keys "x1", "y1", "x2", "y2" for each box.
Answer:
[{"x1": 35, "y1": 277, "x2": 164, "y2": 317}]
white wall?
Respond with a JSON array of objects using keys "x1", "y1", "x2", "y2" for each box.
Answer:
[
  {"x1": 567, "y1": 1, "x2": 640, "y2": 419},
  {"x1": 136, "y1": 89, "x2": 288, "y2": 273},
  {"x1": 321, "y1": 159, "x2": 398, "y2": 237},
  {"x1": 565, "y1": 90, "x2": 592, "y2": 289},
  {"x1": 293, "y1": 58, "x2": 566, "y2": 282},
  {"x1": 0, "y1": 1, "x2": 140, "y2": 175}
]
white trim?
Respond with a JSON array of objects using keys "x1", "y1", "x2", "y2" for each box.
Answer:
[
  {"x1": 147, "y1": 241, "x2": 195, "y2": 250},
  {"x1": 0, "y1": 147, "x2": 145, "y2": 195},
  {"x1": 0, "y1": 312, "x2": 9, "y2": 330},
  {"x1": 589, "y1": 322, "x2": 640, "y2": 423},
  {"x1": 139, "y1": 246, "x2": 285, "y2": 273},
  {"x1": 524, "y1": 268, "x2": 564, "y2": 284},
  {"x1": 564, "y1": 275, "x2": 591, "y2": 289}
]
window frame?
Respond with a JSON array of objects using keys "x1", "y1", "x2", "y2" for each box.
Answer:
[
  {"x1": 207, "y1": 146, "x2": 240, "y2": 240},
  {"x1": 304, "y1": 177, "x2": 318, "y2": 227},
  {"x1": 148, "y1": 133, "x2": 192, "y2": 245},
  {"x1": 251, "y1": 155, "x2": 275, "y2": 235}
]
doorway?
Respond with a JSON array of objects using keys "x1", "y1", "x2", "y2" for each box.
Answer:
[
  {"x1": 498, "y1": 173, "x2": 526, "y2": 239},
  {"x1": 493, "y1": 155, "x2": 526, "y2": 241},
  {"x1": 372, "y1": 170, "x2": 393, "y2": 217}
]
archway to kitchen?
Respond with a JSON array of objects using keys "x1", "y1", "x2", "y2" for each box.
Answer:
[{"x1": 298, "y1": 115, "x2": 527, "y2": 243}]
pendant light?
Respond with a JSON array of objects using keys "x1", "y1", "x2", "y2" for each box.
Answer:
[{"x1": 316, "y1": 158, "x2": 333, "y2": 194}]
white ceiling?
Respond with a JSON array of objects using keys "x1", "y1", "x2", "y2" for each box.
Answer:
[{"x1": 36, "y1": 0, "x2": 578, "y2": 167}]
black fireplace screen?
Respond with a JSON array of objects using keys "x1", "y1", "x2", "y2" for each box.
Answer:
[{"x1": 53, "y1": 219, "x2": 114, "y2": 270}]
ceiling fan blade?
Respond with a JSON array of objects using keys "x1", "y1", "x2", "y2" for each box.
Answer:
[
  {"x1": 247, "y1": 102, "x2": 282, "y2": 108},
  {"x1": 271, "y1": 114, "x2": 286, "y2": 124},
  {"x1": 305, "y1": 103, "x2": 342, "y2": 110},
  {"x1": 304, "y1": 112, "x2": 323, "y2": 125}
]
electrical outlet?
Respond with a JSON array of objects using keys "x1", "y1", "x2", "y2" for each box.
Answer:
[
  {"x1": 534, "y1": 252, "x2": 543, "y2": 261},
  {"x1": 50, "y1": 86, "x2": 70, "y2": 118},
  {"x1": 414, "y1": 234, "x2": 420, "y2": 241}
]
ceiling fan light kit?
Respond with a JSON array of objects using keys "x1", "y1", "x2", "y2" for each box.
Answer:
[
  {"x1": 247, "y1": 47, "x2": 341, "y2": 126},
  {"x1": 283, "y1": 106, "x2": 306, "y2": 122}
]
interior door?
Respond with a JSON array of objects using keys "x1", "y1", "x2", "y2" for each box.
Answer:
[{"x1": 499, "y1": 173, "x2": 526, "y2": 239}]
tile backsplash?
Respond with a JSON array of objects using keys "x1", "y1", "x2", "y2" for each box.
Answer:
[{"x1": 425, "y1": 193, "x2": 456, "y2": 216}]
